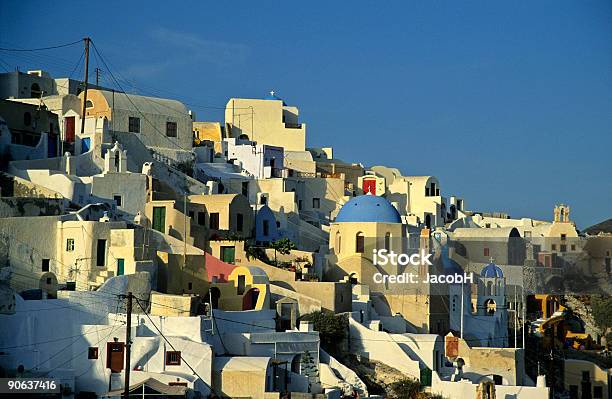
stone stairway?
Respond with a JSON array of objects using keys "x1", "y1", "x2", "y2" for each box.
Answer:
[{"x1": 563, "y1": 295, "x2": 602, "y2": 336}]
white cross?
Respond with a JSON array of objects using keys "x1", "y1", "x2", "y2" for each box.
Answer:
[
  {"x1": 270, "y1": 90, "x2": 275, "y2": 96},
  {"x1": 489, "y1": 256, "x2": 495, "y2": 263}
]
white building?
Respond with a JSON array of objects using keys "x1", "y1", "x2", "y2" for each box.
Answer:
[
  {"x1": 449, "y1": 262, "x2": 509, "y2": 347},
  {"x1": 222, "y1": 137, "x2": 284, "y2": 179}
]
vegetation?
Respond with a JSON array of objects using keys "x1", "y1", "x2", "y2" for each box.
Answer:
[
  {"x1": 389, "y1": 378, "x2": 422, "y2": 399},
  {"x1": 591, "y1": 295, "x2": 612, "y2": 333},
  {"x1": 269, "y1": 238, "x2": 296, "y2": 265},
  {"x1": 301, "y1": 310, "x2": 348, "y2": 355}
]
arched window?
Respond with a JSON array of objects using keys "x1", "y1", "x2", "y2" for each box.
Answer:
[
  {"x1": 355, "y1": 232, "x2": 365, "y2": 253},
  {"x1": 485, "y1": 299, "x2": 496, "y2": 315},
  {"x1": 23, "y1": 112, "x2": 32, "y2": 126},
  {"x1": 30, "y1": 83, "x2": 41, "y2": 98},
  {"x1": 384, "y1": 232, "x2": 391, "y2": 251},
  {"x1": 487, "y1": 281, "x2": 493, "y2": 296},
  {"x1": 85, "y1": 100, "x2": 94, "y2": 108}
]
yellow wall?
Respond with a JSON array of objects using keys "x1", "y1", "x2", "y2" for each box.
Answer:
[
  {"x1": 564, "y1": 359, "x2": 610, "y2": 399},
  {"x1": 156, "y1": 252, "x2": 209, "y2": 295}
]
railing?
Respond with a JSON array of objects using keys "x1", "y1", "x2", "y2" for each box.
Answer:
[{"x1": 284, "y1": 122, "x2": 302, "y2": 129}]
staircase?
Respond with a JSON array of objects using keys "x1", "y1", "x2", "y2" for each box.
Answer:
[
  {"x1": 563, "y1": 295, "x2": 602, "y2": 336},
  {"x1": 92, "y1": 269, "x2": 116, "y2": 287}
]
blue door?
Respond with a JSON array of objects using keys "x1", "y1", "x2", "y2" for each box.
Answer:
[{"x1": 81, "y1": 137, "x2": 91, "y2": 154}]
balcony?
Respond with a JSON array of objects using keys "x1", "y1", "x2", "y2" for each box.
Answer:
[{"x1": 284, "y1": 122, "x2": 302, "y2": 129}]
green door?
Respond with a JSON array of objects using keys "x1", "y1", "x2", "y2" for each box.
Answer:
[
  {"x1": 221, "y1": 246, "x2": 236, "y2": 264},
  {"x1": 420, "y1": 367, "x2": 432, "y2": 387},
  {"x1": 117, "y1": 258, "x2": 125, "y2": 276},
  {"x1": 152, "y1": 206, "x2": 166, "y2": 233}
]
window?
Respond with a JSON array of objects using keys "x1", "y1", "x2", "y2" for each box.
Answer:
[
  {"x1": 236, "y1": 213, "x2": 244, "y2": 232},
  {"x1": 298, "y1": 200, "x2": 303, "y2": 210},
  {"x1": 188, "y1": 282, "x2": 193, "y2": 291},
  {"x1": 165, "y1": 351, "x2": 181, "y2": 366},
  {"x1": 96, "y1": 239, "x2": 106, "y2": 266},
  {"x1": 188, "y1": 211, "x2": 194, "y2": 219},
  {"x1": 166, "y1": 121, "x2": 177, "y2": 137},
  {"x1": 582, "y1": 371, "x2": 590, "y2": 381},
  {"x1": 197, "y1": 212, "x2": 206, "y2": 226},
  {"x1": 356, "y1": 232, "x2": 365, "y2": 253},
  {"x1": 312, "y1": 198, "x2": 320, "y2": 209},
  {"x1": 593, "y1": 386, "x2": 603, "y2": 399},
  {"x1": 88, "y1": 347, "x2": 99, "y2": 359},
  {"x1": 42, "y1": 259, "x2": 50, "y2": 272},
  {"x1": 484, "y1": 247, "x2": 490, "y2": 257},
  {"x1": 552, "y1": 244, "x2": 557, "y2": 251},
  {"x1": 571, "y1": 244, "x2": 576, "y2": 251},
  {"x1": 66, "y1": 239, "x2": 75, "y2": 252},
  {"x1": 128, "y1": 117, "x2": 140, "y2": 133},
  {"x1": 85, "y1": 100, "x2": 94, "y2": 108},
  {"x1": 263, "y1": 220, "x2": 270, "y2": 236},
  {"x1": 209, "y1": 213, "x2": 219, "y2": 230},
  {"x1": 560, "y1": 244, "x2": 567, "y2": 253},
  {"x1": 113, "y1": 195, "x2": 122, "y2": 207},
  {"x1": 242, "y1": 182, "x2": 249, "y2": 197},
  {"x1": 260, "y1": 196, "x2": 267, "y2": 205},
  {"x1": 237, "y1": 275, "x2": 246, "y2": 295},
  {"x1": 24, "y1": 112, "x2": 32, "y2": 126},
  {"x1": 561, "y1": 234, "x2": 566, "y2": 241},
  {"x1": 384, "y1": 233, "x2": 391, "y2": 251},
  {"x1": 46, "y1": 277, "x2": 52, "y2": 284},
  {"x1": 569, "y1": 385, "x2": 578, "y2": 399}
]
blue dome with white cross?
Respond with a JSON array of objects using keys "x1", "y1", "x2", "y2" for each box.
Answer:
[
  {"x1": 335, "y1": 194, "x2": 402, "y2": 223},
  {"x1": 481, "y1": 262, "x2": 504, "y2": 278}
]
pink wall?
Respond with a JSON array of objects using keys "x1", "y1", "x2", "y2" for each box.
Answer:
[{"x1": 205, "y1": 253, "x2": 236, "y2": 283}]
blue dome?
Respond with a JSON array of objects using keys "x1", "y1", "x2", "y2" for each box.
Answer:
[
  {"x1": 481, "y1": 263, "x2": 504, "y2": 278},
  {"x1": 335, "y1": 195, "x2": 402, "y2": 223}
]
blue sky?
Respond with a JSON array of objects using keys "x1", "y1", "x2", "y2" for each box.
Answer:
[{"x1": 1, "y1": 1, "x2": 611, "y2": 228}]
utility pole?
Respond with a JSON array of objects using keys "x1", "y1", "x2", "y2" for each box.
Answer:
[
  {"x1": 80, "y1": 37, "x2": 91, "y2": 136},
  {"x1": 514, "y1": 286, "x2": 518, "y2": 348},
  {"x1": 460, "y1": 280, "x2": 464, "y2": 339},
  {"x1": 183, "y1": 192, "x2": 187, "y2": 275},
  {"x1": 95, "y1": 67, "x2": 101, "y2": 86},
  {"x1": 124, "y1": 292, "x2": 133, "y2": 399}
]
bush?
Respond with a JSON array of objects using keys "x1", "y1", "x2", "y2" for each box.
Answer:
[
  {"x1": 390, "y1": 378, "x2": 421, "y2": 399},
  {"x1": 592, "y1": 295, "x2": 612, "y2": 332},
  {"x1": 301, "y1": 310, "x2": 348, "y2": 354}
]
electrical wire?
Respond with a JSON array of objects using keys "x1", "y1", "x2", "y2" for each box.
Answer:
[{"x1": 0, "y1": 40, "x2": 83, "y2": 52}]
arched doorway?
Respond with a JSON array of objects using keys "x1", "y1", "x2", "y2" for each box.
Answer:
[
  {"x1": 291, "y1": 354, "x2": 301, "y2": 374},
  {"x1": 242, "y1": 288, "x2": 260, "y2": 310},
  {"x1": 31, "y1": 83, "x2": 42, "y2": 98},
  {"x1": 39, "y1": 272, "x2": 58, "y2": 299},
  {"x1": 209, "y1": 287, "x2": 221, "y2": 309}
]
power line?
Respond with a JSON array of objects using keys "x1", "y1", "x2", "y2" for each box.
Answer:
[
  {"x1": 134, "y1": 297, "x2": 210, "y2": 383},
  {"x1": 0, "y1": 40, "x2": 83, "y2": 52}
]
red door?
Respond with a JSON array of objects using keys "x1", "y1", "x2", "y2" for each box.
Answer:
[
  {"x1": 65, "y1": 116, "x2": 75, "y2": 143},
  {"x1": 363, "y1": 179, "x2": 377, "y2": 195},
  {"x1": 106, "y1": 341, "x2": 125, "y2": 372}
]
